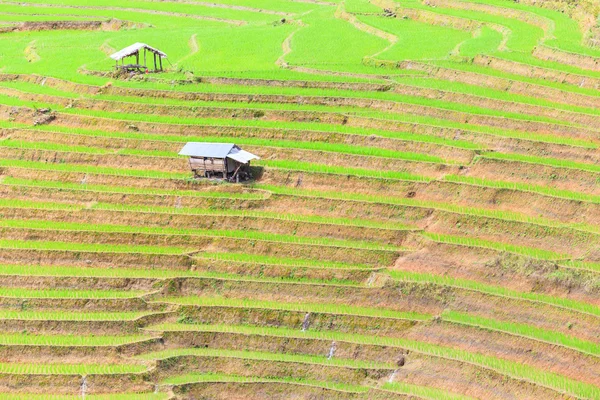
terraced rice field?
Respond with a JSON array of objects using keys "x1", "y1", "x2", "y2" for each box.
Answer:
[{"x1": 0, "y1": 0, "x2": 599, "y2": 398}]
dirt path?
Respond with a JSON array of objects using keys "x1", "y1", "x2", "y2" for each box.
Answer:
[
  {"x1": 335, "y1": 2, "x2": 396, "y2": 45},
  {"x1": 276, "y1": 24, "x2": 303, "y2": 68}
]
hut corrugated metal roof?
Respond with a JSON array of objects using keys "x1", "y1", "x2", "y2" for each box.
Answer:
[
  {"x1": 178, "y1": 142, "x2": 260, "y2": 163},
  {"x1": 110, "y1": 42, "x2": 167, "y2": 61},
  {"x1": 227, "y1": 147, "x2": 260, "y2": 163},
  {"x1": 179, "y1": 143, "x2": 236, "y2": 158}
]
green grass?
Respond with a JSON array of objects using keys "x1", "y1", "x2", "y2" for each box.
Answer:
[
  {"x1": 444, "y1": 175, "x2": 600, "y2": 204},
  {"x1": 387, "y1": 270, "x2": 600, "y2": 318},
  {"x1": 160, "y1": 296, "x2": 431, "y2": 321},
  {"x1": 443, "y1": 310, "x2": 600, "y2": 357},
  {"x1": 480, "y1": 152, "x2": 600, "y2": 174},
  {"x1": 422, "y1": 232, "x2": 571, "y2": 260},
  {"x1": 0, "y1": 394, "x2": 168, "y2": 400},
  {"x1": 0, "y1": 310, "x2": 156, "y2": 321},
  {"x1": 2, "y1": 176, "x2": 268, "y2": 200},
  {"x1": 0, "y1": 262, "x2": 361, "y2": 287},
  {"x1": 11, "y1": 115, "x2": 485, "y2": 151},
  {"x1": 148, "y1": 322, "x2": 600, "y2": 399},
  {"x1": 0, "y1": 158, "x2": 190, "y2": 180},
  {"x1": 0, "y1": 286, "x2": 145, "y2": 299},
  {"x1": 256, "y1": 159, "x2": 434, "y2": 181},
  {"x1": 258, "y1": 183, "x2": 600, "y2": 234},
  {"x1": 91, "y1": 202, "x2": 415, "y2": 230},
  {"x1": 0, "y1": 132, "x2": 454, "y2": 165},
  {"x1": 193, "y1": 251, "x2": 373, "y2": 270},
  {"x1": 0, "y1": 1, "x2": 597, "y2": 397},
  {"x1": 0, "y1": 362, "x2": 146, "y2": 375},
  {"x1": 561, "y1": 261, "x2": 600, "y2": 274},
  {"x1": 1, "y1": 218, "x2": 401, "y2": 251},
  {"x1": 138, "y1": 347, "x2": 394, "y2": 369},
  {"x1": 0, "y1": 238, "x2": 191, "y2": 255},
  {"x1": 0, "y1": 198, "x2": 81, "y2": 211},
  {"x1": 382, "y1": 382, "x2": 475, "y2": 400},
  {"x1": 0, "y1": 332, "x2": 152, "y2": 346},
  {"x1": 159, "y1": 372, "x2": 369, "y2": 392}
]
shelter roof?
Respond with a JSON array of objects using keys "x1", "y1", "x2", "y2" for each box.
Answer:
[
  {"x1": 110, "y1": 42, "x2": 167, "y2": 61},
  {"x1": 179, "y1": 143, "x2": 260, "y2": 164}
]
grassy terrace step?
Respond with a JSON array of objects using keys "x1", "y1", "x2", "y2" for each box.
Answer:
[
  {"x1": 48, "y1": 101, "x2": 600, "y2": 148},
  {"x1": 3, "y1": 81, "x2": 586, "y2": 131},
  {"x1": 1, "y1": 395, "x2": 168, "y2": 400},
  {"x1": 260, "y1": 184, "x2": 600, "y2": 234},
  {"x1": 6, "y1": 170, "x2": 600, "y2": 228},
  {"x1": 192, "y1": 252, "x2": 374, "y2": 270},
  {"x1": 4, "y1": 178, "x2": 598, "y2": 237},
  {"x1": 0, "y1": 286, "x2": 146, "y2": 299},
  {"x1": 0, "y1": 310, "x2": 158, "y2": 322},
  {"x1": 382, "y1": 382, "x2": 474, "y2": 400},
  {"x1": 1, "y1": 176, "x2": 269, "y2": 200},
  {"x1": 0, "y1": 134, "x2": 458, "y2": 166},
  {"x1": 87, "y1": 202, "x2": 417, "y2": 231},
  {"x1": 0, "y1": 219, "x2": 402, "y2": 252},
  {"x1": 7, "y1": 123, "x2": 483, "y2": 158},
  {"x1": 255, "y1": 159, "x2": 435, "y2": 181},
  {"x1": 0, "y1": 198, "x2": 80, "y2": 211},
  {"x1": 138, "y1": 347, "x2": 394, "y2": 369},
  {"x1": 0, "y1": 332, "x2": 152, "y2": 346},
  {"x1": 0, "y1": 158, "x2": 190, "y2": 180},
  {"x1": 0, "y1": 239, "x2": 192, "y2": 255},
  {"x1": 52, "y1": 101, "x2": 600, "y2": 149},
  {"x1": 146, "y1": 323, "x2": 600, "y2": 399},
  {"x1": 442, "y1": 310, "x2": 600, "y2": 357},
  {"x1": 7, "y1": 74, "x2": 588, "y2": 127},
  {"x1": 161, "y1": 372, "x2": 368, "y2": 393},
  {"x1": 422, "y1": 232, "x2": 573, "y2": 260},
  {"x1": 0, "y1": 362, "x2": 147, "y2": 375},
  {"x1": 4, "y1": 119, "x2": 485, "y2": 152},
  {"x1": 0, "y1": 394, "x2": 168, "y2": 400},
  {"x1": 443, "y1": 175, "x2": 600, "y2": 204},
  {"x1": 562, "y1": 261, "x2": 600, "y2": 274},
  {"x1": 479, "y1": 152, "x2": 600, "y2": 174},
  {"x1": 159, "y1": 296, "x2": 431, "y2": 321},
  {"x1": 387, "y1": 270, "x2": 600, "y2": 318},
  {"x1": 0, "y1": 139, "x2": 443, "y2": 182},
  {"x1": 0, "y1": 264, "x2": 362, "y2": 287}
]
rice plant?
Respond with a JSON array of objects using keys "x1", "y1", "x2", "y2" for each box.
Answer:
[
  {"x1": 382, "y1": 382, "x2": 475, "y2": 400},
  {"x1": 444, "y1": 175, "x2": 600, "y2": 204},
  {"x1": 0, "y1": 239, "x2": 191, "y2": 255},
  {"x1": 0, "y1": 362, "x2": 146, "y2": 375},
  {"x1": 160, "y1": 296, "x2": 432, "y2": 321},
  {"x1": 422, "y1": 232, "x2": 571, "y2": 260},
  {"x1": 1, "y1": 218, "x2": 402, "y2": 252},
  {"x1": 2, "y1": 176, "x2": 267, "y2": 200},
  {"x1": 442, "y1": 310, "x2": 600, "y2": 357},
  {"x1": 0, "y1": 333, "x2": 152, "y2": 346},
  {"x1": 137, "y1": 347, "x2": 394, "y2": 369},
  {"x1": 160, "y1": 372, "x2": 369, "y2": 392},
  {"x1": 148, "y1": 322, "x2": 600, "y2": 399},
  {"x1": 480, "y1": 152, "x2": 600, "y2": 174},
  {"x1": 387, "y1": 270, "x2": 600, "y2": 318}
]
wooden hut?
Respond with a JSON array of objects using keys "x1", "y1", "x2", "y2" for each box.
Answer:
[
  {"x1": 110, "y1": 43, "x2": 167, "y2": 72},
  {"x1": 179, "y1": 142, "x2": 260, "y2": 181}
]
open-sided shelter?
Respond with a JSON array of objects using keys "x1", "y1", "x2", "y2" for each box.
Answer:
[
  {"x1": 179, "y1": 142, "x2": 260, "y2": 181},
  {"x1": 110, "y1": 42, "x2": 167, "y2": 72}
]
